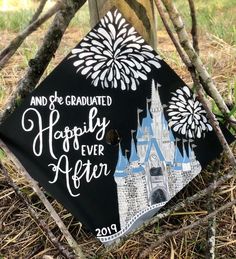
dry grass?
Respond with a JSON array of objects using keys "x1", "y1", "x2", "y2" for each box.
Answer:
[{"x1": 0, "y1": 14, "x2": 236, "y2": 259}]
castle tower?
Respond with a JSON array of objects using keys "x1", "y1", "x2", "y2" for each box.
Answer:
[
  {"x1": 129, "y1": 136, "x2": 149, "y2": 219},
  {"x1": 137, "y1": 105, "x2": 153, "y2": 163},
  {"x1": 182, "y1": 140, "x2": 191, "y2": 172},
  {"x1": 150, "y1": 79, "x2": 163, "y2": 143},
  {"x1": 144, "y1": 138, "x2": 169, "y2": 205},
  {"x1": 169, "y1": 140, "x2": 184, "y2": 197},
  {"x1": 113, "y1": 145, "x2": 130, "y2": 229},
  {"x1": 161, "y1": 114, "x2": 176, "y2": 163}
]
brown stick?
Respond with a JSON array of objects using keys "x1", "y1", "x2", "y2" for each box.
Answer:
[
  {"x1": 0, "y1": 0, "x2": 65, "y2": 70},
  {"x1": 154, "y1": 0, "x2": 191, "y2": 67},
  {"x1": 29, "y1": 0, "x2": 48, "y2": 24},
  {"x1": 0, "y1": 139, "x2": 86, "y2": 259},
  {"x1": 188, "y1": 0, "x2": 199, "y2": 54},
  {"x1": 139, "y1": 198, "x2": 236, "y2": 258},
  {"x1": 154, "y1": 0, "x2": 236, "y2": 166},
  {"x1": 160, "y1": 0, "x2": 236, "y2": 130},
  {"x1": 0, "y1": 161, "x2": 75, "y2": 259},
  {"x1": 0, "y1": 0, "x2": 87, "y2": 125}
]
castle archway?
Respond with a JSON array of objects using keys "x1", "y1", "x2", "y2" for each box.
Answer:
[{"x1": 151, "y1": 189, "x2": 167, "y2": 204}]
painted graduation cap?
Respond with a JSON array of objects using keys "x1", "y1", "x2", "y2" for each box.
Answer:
[{"x1": 0, "y1": 8, "x2": 234, "y2": 244}]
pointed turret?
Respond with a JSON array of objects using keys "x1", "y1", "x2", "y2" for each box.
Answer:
[
  {"x1": 182, "y1": 140, "x2": 191, "y2": 171},
  {"x1": 136, "y1": 109, "x2": 144, "y2": 139},
  {"x1": 174, "y1": 140, "x2": 183, "y2": 170},
  {"x1": 141, "y1": 100, "x2": 153, "y2": 137},
  {"x1": 114, "y1": 145, "x2": 128, "y2": 177},
  {"x1": 150, "y1": 79, "x2": 162, "y2": 113},
  {"x1": 161, "y1": 113, "x2": 168, "y2": 130},
  {"x1": 130, "y1": 134, "x2": 139, "y2": 162}
]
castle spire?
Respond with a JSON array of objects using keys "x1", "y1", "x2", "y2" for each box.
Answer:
[
  {"x1": 129, "y1": 132, "x2": 140, "y2": 162},
  {"x1": 114, "y1": 145, "x2": 128, "y2": 177},
  {"x1": 137, "y1": 109, "x2": 144, "y2": 139},
  {"x1": 182, "y1": 140, "x2": 190, "y2": 163},
  {"x1": 141, "y1": 99, "x2": 153, "y2": 137},
  {"x1": 174, "y1": 139, "x2": 183, "y2": 170},
  {"x1": 151, "y1": 79, "x2": 162, "y2": 112}
]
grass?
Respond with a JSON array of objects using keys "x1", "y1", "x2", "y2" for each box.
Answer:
[{"x1": 175, "y1": 0, "x2": 236, "y2": 46}]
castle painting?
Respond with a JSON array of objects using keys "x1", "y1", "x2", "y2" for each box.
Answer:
[{"x1": 97, "y1": 80, "x2": 202, "y2": 243}]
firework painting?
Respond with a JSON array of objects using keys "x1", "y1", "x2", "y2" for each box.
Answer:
[{"x1": 68, "y1": 9, "x2": 161, "y2": 91}]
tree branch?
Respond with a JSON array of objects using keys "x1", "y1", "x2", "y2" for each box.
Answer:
[
  {"x1": 188, "y1": 0, "x2": 199, "y2": 54},
  {"x1": 0, "y1": 0, "x2": 87, "y2": 125},
  {"x1": 206, "y1": 160, "x2": 220, "y2": 259},
  {"x1": 29, "y1": 0, "x2": 48, "y2": 24},
  {"x1": 154, "y1": 0, "x2": 191, "y2": 67},
  {"x1": 0, "y1": 161, "x2": 75, "y2": 259},
  {"x1": 0, "y1": 139, "x2": 86, "y2": 259},
  {"x1": 0, "y1": 0, "x2": 65, "y2": 70},
  {"x1": 139, "y1": 198, "x2": 236, "y2": 258},
  {"x1": 161, "y1": 0, "x2": 236, "y2": 130}
]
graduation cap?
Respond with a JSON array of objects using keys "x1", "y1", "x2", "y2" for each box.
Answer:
[{"x1": 0, "y1": 8, "x2": 234, "y2": 244}]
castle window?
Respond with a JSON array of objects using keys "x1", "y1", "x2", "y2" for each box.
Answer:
[
  {"x1": 151, "y1": 154, "x2": 158, "y2": 161},
  {"x1": 150, "y1": 167, "x2": 162, "y2": 176},
  {"x1": 151, "y1": 189, "x2": 167, "y2": 204}
]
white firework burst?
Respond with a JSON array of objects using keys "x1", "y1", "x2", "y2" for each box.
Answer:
[
  {"x1": 167, "y1": 86, "x2": 213, "y2": 139},
  {"x1": 68, "y1": 9, "x2": 161, "y2": 91}
]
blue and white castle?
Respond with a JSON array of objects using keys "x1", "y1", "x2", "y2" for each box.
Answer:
[{"x1": 114, "y1": 80, "x2": 201, "y2": 230}]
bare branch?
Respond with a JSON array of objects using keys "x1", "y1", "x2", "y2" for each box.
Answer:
[
  {"x1": 154, "y1": 0, "x2": 236, "y2": 166},
  {"x1": 0, "y1": 161, "x2": 75, "y2": 259},
  {"x1": 154, "y1": 0, "x2": 191, "y2": 67},
  {"x1": 0, "y1": 0, "x2": 87, "y2": 125},
  {"x1": 0, "y1": 0, "x2": 65, "y2": 70},
  {"x1": 139, "y1": 198, "x2": 236, "y2": 258},
  {"x1": 0, "y1": 139, "x2": 86, "y2": 259},
  {"x1": 29, "y1": 0, "x2": 48, "y2": 24},
  {"x1": 161, "y1": 0, "x2": 236, "y2": 130},
  {"x1": 188, "y1": 0, "x2": 199, "y2": 54},
  {"x1": 206, "y1": 160, "x2": 220, "y2": 259}
]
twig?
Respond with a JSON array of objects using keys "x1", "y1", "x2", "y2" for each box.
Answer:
[
  {"x1": 154, "y1": 0, "x2": 191, "y2": 67},
  {"x1": 0, "y1": 161, "x2": 75, "y2": 259},
  {"x1": 0, "y1": 0, "x2": 65, "y2": 70},
  {"x1": 155, "y1": 0, "x2": 236, "y2": 165},
  {"x1": 0, "y1": 0, "x2": 87, "y2": 125},
  {"x1": 188, "y1": 0, "x2": 199, "y2": 54},
  {"x1": 28, "y1": 0, "x2": 48, "y2": 24},
  {"x1": 139, "y1": 198, "x2": 236, "y2": 258},
  {"x1": 160, "y1": 0, "x2": 236, "y2": 130},
  {"x1": 206, "y1": 194, "x2": 216, "y2": 259},
  {"x1": 154, "y1": 0, "x2": 236, "y2": 166},
  {"x1": 0, "y1": 139, "x2": 85, "y2": 259},
  {"x1": 206, "y1": 160, "x2": 220, "y2": 259}
]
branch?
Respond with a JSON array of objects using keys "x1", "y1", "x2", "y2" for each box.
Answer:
[
  {"x1": 28, "y1": 0, "x2": 48, "y2": 24},
  {"x1": 139, "y1": 198, "x2": 236, "y2": 258},
  {"x1": 0, "y1": 0, "x2": 65, "y2": 70},
  {"x1": 0, "y1": 0, "x2": 87, "y2": 125},
  {"x1": 188, "y1": 0, "x2": 199, "y2": 54},
  {"x1": 154, "y1": 0, "x2": 236, "y2": 166},
  {"x1": 0, "y1": 139, "x2": 85, "y2": 259},
  {"x1": 161, "y1": 0, "x2": 236, "y2": 130},
  {"x1": 206, "y1": 160, "x2": 220, "y2": 259},
  {"x1": 154, "y1": 0, "x2": 191, "y2": 67},
  {"x1": 0, "y1": 162, "x2": 75, "y2": 259}
]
